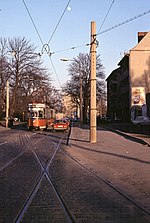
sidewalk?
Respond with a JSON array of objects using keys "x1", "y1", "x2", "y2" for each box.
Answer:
[
  {"x1": 0, "y1": 122, "x2": 149, "y2": 146},
  {"x1": 105, "y1": 127, "x2": 150, "y2": 147},
  {"x1": 67, "y1": 125, "x2": 150, "y2": 214},
  {"x1": 69, "y1": 124, "x2": 150, "y2": 147},
  {"x1": 0, "y1": 125, "x2": 10, "y2": 131}
]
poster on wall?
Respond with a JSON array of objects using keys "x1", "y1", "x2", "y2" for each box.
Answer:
[{"x1": 131, "y1": 87, "x2": 146, "y2": 106}]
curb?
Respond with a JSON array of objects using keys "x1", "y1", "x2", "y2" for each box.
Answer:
[{"x1": 105, "y1": 127, "x2": 150, "y2": 147}]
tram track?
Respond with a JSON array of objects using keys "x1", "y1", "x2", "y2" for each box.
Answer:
[
  {"x1": 61, "y1": 148, "x2": 150, "y2": 218},
  {"x1": 14, "y1": 133, "x2": 76, "y2": 223},
  {"x1": 0, "y1": 132, "x2": 44, "y2": 172},
  {"x1": 0, "y1": 129, "x2": 57, "y2": 172},
  {"x1": 0, "y1": 129, "x2": 75, "y2": 222},
  {"x1": 0, "y1": 130, "x2": 67, "y2": 173},
  {"x1": 30, "y1": 130, "x2": 150, "y2": 221},
  {"x1": 1, "y1": 128, "x2": 149, "y2": 222},
  {"x1": 0, "y1": 141, "x2": 7, "y2": 146}
]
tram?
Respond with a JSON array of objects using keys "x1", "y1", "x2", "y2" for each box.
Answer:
[{"x1": 27, "y1": 103, "x2": 55, "y2": 130}]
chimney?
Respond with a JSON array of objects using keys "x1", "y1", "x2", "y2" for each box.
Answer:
[{"x1": 138, "y1": 32, "x2": 148, "y2": 43}]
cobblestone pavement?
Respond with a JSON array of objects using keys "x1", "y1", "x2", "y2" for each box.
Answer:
[
  {"x1": 0, "y1": 125, "x2": 150, "y2": 222},
  {"x1": 0, "y1": 128, "x2": 70, "y2": 223},
  {"x1": 64, "y1": 126, "x2": 150, "y2": 221},
  {"x1": 49, "y1": 150, "x2": 150, "y2": 223},
  {"x1": 21, "y1": 176, "x2": 68, "y2": 223},
  {"x1": 0, "y1": 150, "x2": 40, "y2": 222}
]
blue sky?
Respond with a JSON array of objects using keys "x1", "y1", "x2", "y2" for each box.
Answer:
[{"x1": 0, "y1": 0, "x2": 150, "y2": 89}]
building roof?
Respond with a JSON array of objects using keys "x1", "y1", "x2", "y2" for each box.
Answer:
[
  {"x1": 106, "y1": 31, "x2": 150, "y2": 82},
  {"x1": 130, "y1": 31, "x2": 150, "y2": 51},
  {"x1": 106, "y1": 67, "x2": 120, "y2": 81},
  {"x1": 118, "y1": 53, "x2": 130, "y2": 66}
]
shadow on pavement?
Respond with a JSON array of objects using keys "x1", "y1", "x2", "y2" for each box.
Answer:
[
  {"x1": 107, "y1": 128, "x2": 150, "y2": 147},
  {"x1": 70, "y1": 142, "x2": 150, "y2": 165}
]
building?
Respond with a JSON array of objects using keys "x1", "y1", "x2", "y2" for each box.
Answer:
[
  {"x1": 106, "y1": 67, "x2": 121, "y2": 120},
  {"x1": 107, "y1": 54, "x2": 130, "y2": 121},
  {"x1": 107, "y1": 31, "x2": 150, "y2": 122},
  {"x1": 62, "y1": 94, "x2": 78, "y2": 118}
]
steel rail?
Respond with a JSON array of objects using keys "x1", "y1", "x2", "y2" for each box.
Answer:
[
  {"x1": 0, "y1": 133, "x2": 45, "y2": 172},
  {"x1": 14, "y1": 135, "x2": 76, "y2": 223},
  {"x1": 0, "y1": 141, "x2": 7, "y2": 146},
  {"x1": 62, "y1": 149, "x2": 150, "y2": 217}
]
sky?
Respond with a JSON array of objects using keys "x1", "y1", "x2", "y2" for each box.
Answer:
[{"x1": 0, "y1": 0, "x2": 150, "y2": 89}]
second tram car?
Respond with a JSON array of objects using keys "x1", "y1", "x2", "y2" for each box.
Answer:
[{"x1": 27, "y1": 103, "x2": 55, "y2": 130}]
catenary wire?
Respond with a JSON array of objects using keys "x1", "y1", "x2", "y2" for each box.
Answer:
[
  {"x1": 22, "y1": 0, "x2": 44, "y2": 46},
  {"x1": 97, "y1": 9, "x2": 150, "y2": 36},
  {"x1": 47, "y1": 9, "x2": 150, "y2": 56},
  {"x1": 20, "y1": 1, "x2": 150, "y2": 52},
  {"x1": 21, "y1": 1, "x2": 150, "y2": 88},
  {"x1": 97, "y1": 0, "x2": 115, "y2": 34},
  {"x1": 49, "y1": 56, "x2": 62, "y2": 88},
  {"x1": 47, "y1": 0, "x2": 71, "y2": 45},
  {"x1": 22, "y1": 0, "x2": 64, "y2": 89},
  {"x1": 50, "y1": 43, "x2": 90, "y2": 55}
]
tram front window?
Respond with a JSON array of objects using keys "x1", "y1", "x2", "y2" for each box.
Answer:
[
  {"x1": 31, "y1": 112, "x2": 37, "y2": 118},
  {"x1": 39, "y1": 111, "x2": 44, "y2": 118},
  {"x1": 29, "y1": 111, "x2": 44, "y2": 118}
]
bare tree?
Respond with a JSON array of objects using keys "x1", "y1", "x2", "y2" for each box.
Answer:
[
  {"x1": 0, "y1": 37, "x2": 57, "y2": 120},
  {"x1": 63, "y1": 53, "x2": 106, "y2": 123},
  {"x1": 0, "y1": 38, "x2": 10, "y2": 118},
  {"x1": 6, "y1": 37, "x2": 52, "y2": 118}
]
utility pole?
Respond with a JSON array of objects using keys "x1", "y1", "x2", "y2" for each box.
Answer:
[
  {"x1": 6, "y1": 80, "x2": 9, "y2": 128},
  {"x1": 79, "y1": 71, "x2": 83, "y2": 126},
  {"x1": 90, "y1": 21, "x2": 97, "y2": 143}
]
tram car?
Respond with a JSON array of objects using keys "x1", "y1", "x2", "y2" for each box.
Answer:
[{"x1": 27, "y1": 103, "x2": 55, "y2": 130}]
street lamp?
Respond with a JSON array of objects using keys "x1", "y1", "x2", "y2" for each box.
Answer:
[
  {"x1": 60, "y1": 58, "x2": 83, "y2": 126},
  {"x1": 5, "y1": 51, "x2": 16, "y2": 128},
  {"x1": 5, "y1": 80, "x2": 9, "y2": 128},
  {"x1": 0, "y1": 47, "x2": 9, "y2": 128},
  {"x1": 79, "y1": 69, "x2": 83, "y2": 126}
]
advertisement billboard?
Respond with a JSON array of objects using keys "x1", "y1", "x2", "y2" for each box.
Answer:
[{"x1": 131, "y1": 87, "x2": 145, "y2": 106}]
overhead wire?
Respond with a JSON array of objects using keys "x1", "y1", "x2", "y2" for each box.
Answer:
[
  {"x1": 22, "y1": 0, "x2": 71, "y2": 89},
  {"x1": 48, "y1": 8, "x2": 150, "y2": 55},
  {"x1": 50, "y1": 43, "x2": 90, "y2": 55},
  {"x1": 97, "y1": 9, "x2": 150, "y2": 36},
  {"x1": 21, "y1": 1, "x2": 150, "y2": 87},
  {"x1": 47, "y1": 0, "x2": 71, "y2": 45},
  {"x1": 22, "y1": 0, "x2": 44, "y2": 46},
  {"x1": 97, "y1": 0, "x2": 115, "y2": 34},
  {"x1": 49, "y1": 56, "x2": 62, "y2": 88}
]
